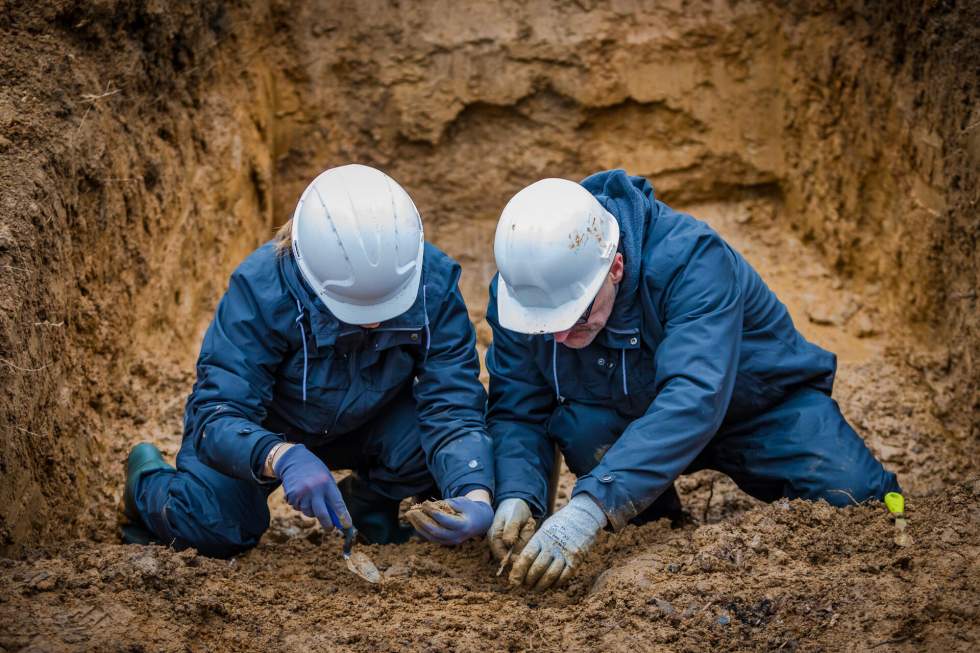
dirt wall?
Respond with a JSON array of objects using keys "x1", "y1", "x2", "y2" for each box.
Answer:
[
  {"x1": 777, "y1": 0, "x2": 979, "y2": 440},
  {"x1": 0, "y1": 0, "x2": 276, "y2": 546},
  {"x1": 0, "y1": 0, "x2": 976, "y2": 550}
]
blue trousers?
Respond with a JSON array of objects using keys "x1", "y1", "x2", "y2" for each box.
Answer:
[
  {"x1": 549, "y1": 387, "x2": 900, "y2": 521},
  {"x1": 134, "y1": 391, "x2": 435, "y2": 558}
]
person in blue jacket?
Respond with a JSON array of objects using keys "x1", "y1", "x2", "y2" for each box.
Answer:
[
  {"x1": 120, "y1": 164, "x2": 494, "y2": 558},
  {"x1": 486, "y1": 172, "x2": 900, "y2": 590}
]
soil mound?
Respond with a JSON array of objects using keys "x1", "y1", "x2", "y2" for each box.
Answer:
[{"x1": 1, "y1": 484, "x2": 976, "y2": 651}]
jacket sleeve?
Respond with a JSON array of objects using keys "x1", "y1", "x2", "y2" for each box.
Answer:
[
  {"x1": 573, "y1": 236, "x2": 743, "y2": 529},
  {"x1": 413, "y1": 263, "x2": 495, "y2": 499},
  {"x1": 184, "y1": 268, "x2": 289, "y2": 484},
  {"x1": 485, "y1": 277, "x2": 557, "y2": 517}
]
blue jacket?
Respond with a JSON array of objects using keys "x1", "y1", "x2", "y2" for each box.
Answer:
[
  {"x1": 184, "y1": 241, "x2": 494, "y2": 499},
  {"x1": 486, "y1": 170, "x2": 836, "y2": 528}
]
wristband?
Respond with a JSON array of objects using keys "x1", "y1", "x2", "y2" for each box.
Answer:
[{"x1": 263, "y1": 442, "x2": 293, "y2": 479}]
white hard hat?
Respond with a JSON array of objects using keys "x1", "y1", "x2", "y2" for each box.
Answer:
[
  {"x1": 291, "y1": 164, "x2": 424, "y2": 324},
  {"x1": 494, "y1": 178, "x2": 620, "y2": 334}
]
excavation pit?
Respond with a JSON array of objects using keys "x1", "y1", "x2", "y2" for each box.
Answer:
[{"x1": 0, "y1": 1, "x2": 977, "y2": 650}]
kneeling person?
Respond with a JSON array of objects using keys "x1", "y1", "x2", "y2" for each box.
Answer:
[
  {"x1": 121, "y1": 164, "x2": 493, "y2": 557},
  {"x1": 486, "y1": 171, "x2": 900, "y2": 589}
]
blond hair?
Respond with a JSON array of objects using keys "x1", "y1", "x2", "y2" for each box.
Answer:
[{"x1": 274, "y1": 218, "x2": 292, "y2": 256}]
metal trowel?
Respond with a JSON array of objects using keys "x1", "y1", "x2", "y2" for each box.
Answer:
[{"x1": 341, "y1": 526, "x2": 382, "y2": 584}]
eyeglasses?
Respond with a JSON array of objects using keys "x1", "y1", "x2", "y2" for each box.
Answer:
[{"x1": 574, "y1": 295, "x2": 597, "y2": 326}]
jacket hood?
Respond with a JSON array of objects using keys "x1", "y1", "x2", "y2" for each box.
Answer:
[{"x1": 580, "y1": 169, "x2": 659, "y2": 327}]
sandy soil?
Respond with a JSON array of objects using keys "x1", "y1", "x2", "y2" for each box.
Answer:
[
  {"x1": 1, "y1": 1, "x2": 978, "y2": 651},
  {"x1": 1, "y1": 486, "x2": 977, "y2": 651}
]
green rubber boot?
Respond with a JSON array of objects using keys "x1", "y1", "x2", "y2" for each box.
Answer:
[{"x1": 120, "y1": 443, "x2": 174, "y2": 545}]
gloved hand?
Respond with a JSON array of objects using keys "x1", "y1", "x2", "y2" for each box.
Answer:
[
  {"x1": 273, "y1": 444, "x2": 352, "y2": 532},
  {"x1": 411, "y1": 497, "x2": 494, "y2": 546},
  {"x1": 488, "y1": 498, "x2": 535, "y2": 561},
  {"x1": 509, "y1": 494, "x2": 607, "y2": 591}
]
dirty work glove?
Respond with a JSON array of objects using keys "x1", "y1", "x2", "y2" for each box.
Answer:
[
  {"x1": 273, "y1": 444, "x2": 352, "y2": 532},
  {"x1": 509, "y1": 494, "x2": 607, "y2": 591},
  {"x1": 488, "y1": 498, "x2": 535, "y2": 561},
  {"x1": 412, "y1": 498, "x2": 494, "y2": 546}
]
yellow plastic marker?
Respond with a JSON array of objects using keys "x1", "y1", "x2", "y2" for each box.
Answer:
[
  {"x1": 884, "y1": 492, "x2": 904, "y2": 516},
  {"x1": 884, "y1": 492, "x2": 912, "y2": 547}
]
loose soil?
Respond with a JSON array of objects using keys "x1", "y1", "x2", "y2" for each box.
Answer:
[
  {"x1": 1, "y1": 1, "x2": 978, "y2": 651},
  {"x1": 404, "y1": 500, "x2": 463, "y2": 539},
  {"x1": 407, "y1": 500, "x2": 461, "y2": 519}
]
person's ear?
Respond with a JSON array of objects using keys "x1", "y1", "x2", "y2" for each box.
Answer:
[{"x1": 608, "y1": 253, "x2": 624, "y2": 283}]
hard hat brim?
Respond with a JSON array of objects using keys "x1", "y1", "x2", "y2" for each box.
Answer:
[
  {"x1": 311, "y1": 253, "x2": 424, "y2": 326},
  {"x1": 497, "y1": 252, "x2": 614, "y2": 335}
]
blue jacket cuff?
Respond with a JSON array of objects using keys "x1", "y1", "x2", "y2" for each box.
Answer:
[
  {"x1": 572, "y1": 474, "x2": 641, "y2": 531},
  {"x1": 250, "y1": 434, "x2": 284, "y2": 486},
  {"x1": 442, "y1": 466, "x2": 494, "y2": 501},
  {"x1": 430, "y1": 432, "x2": 495, "y2": 499},
  {"x1": 195, "y1": 414, "x2": 282, "y2": 485},
  {"x1": 452, "y1": 484, "x2": 493, "y2": 500}
]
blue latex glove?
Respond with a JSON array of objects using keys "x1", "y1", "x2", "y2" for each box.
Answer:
[
  {"x1": 274, "y1": 444, "x2": 352, "y2": 532},
  {"x1": 509, "y1": 494, "x2": 607, "y2": 590},
  {"x1": 412, "y1": 497, "x2": 494, "y2": 546}
]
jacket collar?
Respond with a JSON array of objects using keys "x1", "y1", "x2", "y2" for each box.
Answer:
[{"x1": 279, "y1": 252, "x2": 427, "y2": 349}]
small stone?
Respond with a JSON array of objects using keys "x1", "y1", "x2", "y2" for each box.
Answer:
[
  {"x1": 874, "y1": 441, "x2": 904, "y2": 463},
  {"x1": 769, "y1": 548, "x2": 789, "y2": 564},
  {"x1": 733, "y1": 205, "x2": 752, "y2": 224},
  {"x1": 29, "y1": 571, "x2": 57, "y2": 591},
  {"x1": 806, "y1": 304, "x2": 837, "y2": 326},
  {"x1": 806, "y1": 296, "x2": 861, "y2": 327},
  {"x1": 850, "y1": 312, "x2": 877, "y2": 338},
  {"x1": 717, "y1": 614, "x2": 731, "y2": 625},
  {"x1": 383, "y1": 562, "x2": 411, "y2": 579},
  {"x1": 131, "y1": 553, "x2": 161, "y2": 577}
]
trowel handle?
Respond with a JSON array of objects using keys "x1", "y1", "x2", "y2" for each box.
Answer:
[
  {"x1": 546, "y1": 441, "x2": 562, "y2": 517},
  {"x1": 342, "y1": 526, "x2": 357, "y2": 558}
]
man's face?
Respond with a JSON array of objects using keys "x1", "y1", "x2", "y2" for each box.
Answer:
[{"x1": 553, "y1": 253, "x2": 624, "y2": 349}]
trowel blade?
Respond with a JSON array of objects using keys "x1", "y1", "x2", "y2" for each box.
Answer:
[
  {"x1": 338, "y1": 526, "x2": 381, "y2": 584},
  {"x1": 345, "y1": 550, "x2": 382, "y2": 584}
]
